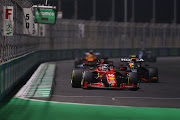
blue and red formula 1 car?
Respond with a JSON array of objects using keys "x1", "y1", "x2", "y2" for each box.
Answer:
[
  {"x1": 71, "y1": 59, "x2": 139, "y2": 90},
  {"x1": 120, "y1": 55, "x2": 158, "y2": 83}
]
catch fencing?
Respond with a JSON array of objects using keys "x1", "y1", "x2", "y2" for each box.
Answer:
[
  {"x1": 0, "y1": 0, "x2": 40, "y2": 63},
  {"x1": 47, "y1": 19, "x2": 180, "y2": 50},
  {"x1": 1, "y1": 1, "x2": 180, "y2": 60}
]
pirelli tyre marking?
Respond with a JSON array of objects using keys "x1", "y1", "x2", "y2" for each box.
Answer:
[
  {"x1": 71, "y1": 70, "x2": 74, "y2": 84},
  {"x1": 127, "y1": 74, "x2": 130, "y2": 84},
  {"x1": 81, "y1": 72, "x2": 85, "y2": 86}
]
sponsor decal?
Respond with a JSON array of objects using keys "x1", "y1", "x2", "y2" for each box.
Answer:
[
  {"x1": 90, "y1": 84, "x2": 103, "y2": 87},
  {"x1": 90, "y1": 83, "x2": 104, "y2": 87},
  {"x1": 36, "y1": 11, "x2": 55, "y2": 16},
  {"x1": 107, "y1": 74, "x2": 116, "y2": 83},
  {"x1": 125, "y1": 85, "x2": 134, "y2": 88},
  {"x1": 108, "y1": 74, "x2": 114, "y2": 77},
  {"x1": 121, "y1": 58, "x2": 130, "y2": 61},
  {"x1": 109, "y1": 81, "x2": 116, "y2": 83},
  {"x1": 121, "y1": 58, "x2": 144, "y2": 62},
  {"x1": 109, "y1": 77, "x2": 115, "y2": 80},
  {"x1": 137, "y1": 59, "x2": 144, "y2": 62}
]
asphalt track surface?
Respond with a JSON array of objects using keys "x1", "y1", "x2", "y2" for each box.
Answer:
[{"x1": 35, "y1": 57, "x2": 180, "y2": 108}]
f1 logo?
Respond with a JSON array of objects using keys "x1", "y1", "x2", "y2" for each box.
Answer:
[
  {"x1": 5, "y1": 9, "x2": 12, "y2": 19},
  {"x1": 3, "y1": 6, "x2": 14, "y2": 36}
]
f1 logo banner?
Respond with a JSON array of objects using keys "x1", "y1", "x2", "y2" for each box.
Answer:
[
  {"x1": 23, "y1": 8, "x2": 36, "y2": 35},
  {"x1": 3, "y1": 6, "x2": 14, "y2": 36}
]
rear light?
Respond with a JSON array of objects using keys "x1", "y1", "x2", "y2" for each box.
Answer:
[
  {"x1": 152, "y1": 77, "x2": 157, "y2": 79},
  {"x1": 141, "y1": 78, "x2": 149, "y2": 81}
]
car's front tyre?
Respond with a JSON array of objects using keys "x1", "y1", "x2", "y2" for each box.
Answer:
[{"x1": 71, "y1": 69, "x2": 83, "y2": 88}]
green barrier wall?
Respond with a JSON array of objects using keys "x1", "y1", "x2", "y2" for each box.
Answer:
[{"x1": 1, "y1": 48, "x2": 180, "y2": 100}]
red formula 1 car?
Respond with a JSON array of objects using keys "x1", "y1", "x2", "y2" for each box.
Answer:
[{"x1": 71, "y1": 62, "x2": 139, "y2": 90}]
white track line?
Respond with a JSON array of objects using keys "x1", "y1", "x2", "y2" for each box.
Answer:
[
  {"x1": 15, "y1": 97, "x2": 130, "y2": 107},
  {"x1": 26, "y1": 89, "x2": 51, "y2": 90},
  {"x1": 49, "y1": 95, "x2": 180, "y2": 100},
  {"x1": 14, "y1": 95, "x2": 180, "y2": 109}
]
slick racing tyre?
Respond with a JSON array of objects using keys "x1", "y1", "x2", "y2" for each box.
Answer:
[
  {"x1": 128, "y1": 72, "x2": 138, "y2": 85},
  {"x1": 148, "y1": 68, "x2": 158, "y2": 83},
  {"x1": 115, "y1": 72, "x2": 123, "y2": 87},
  {"x1": 81, "y1": 71, "x2": 94, "y2": 88},
  {"x1": 128, "y1": 72, "x2": 139, "y2": 91},
  {"x1": 74, "y1": 58, "x2": 81, "y2": 68},
  {"x1": 71, "y1": 69, "x2": 83, "y2": 88}
]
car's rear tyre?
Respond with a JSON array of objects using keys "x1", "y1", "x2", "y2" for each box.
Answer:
[
  {"x1": 128, "y1": 72, "x2": 138, "y2": 84},
  {"x1": 128, "y1": 72, "x2": 139, "y2": 91},
  {"x1": 71, "y1": 69, "x2": 83, "y2": 88},
  {"x1": 114, "y1": 72, "x2": 122, "y2": 87},
  {"x1": 148, "y1": 68, "x2": 158, "y2": 83}
]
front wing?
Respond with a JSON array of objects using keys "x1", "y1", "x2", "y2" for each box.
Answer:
[{"x1": 83, "y1": 82, "x2": 139, "y2": 89}]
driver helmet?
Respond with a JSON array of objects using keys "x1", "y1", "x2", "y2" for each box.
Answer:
[
  {"x1": 102, "y1": 64, "x2": 108, "y2": 71},
  {"x1": 89, "y1": 50, "x2": 94, "y2": 54},
  {"x1": 131, "y1": 58, "x2": 136, "y2": 62},
  {"x1": 130, "y1": 55, "x2": 137, "y2": 62}
]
